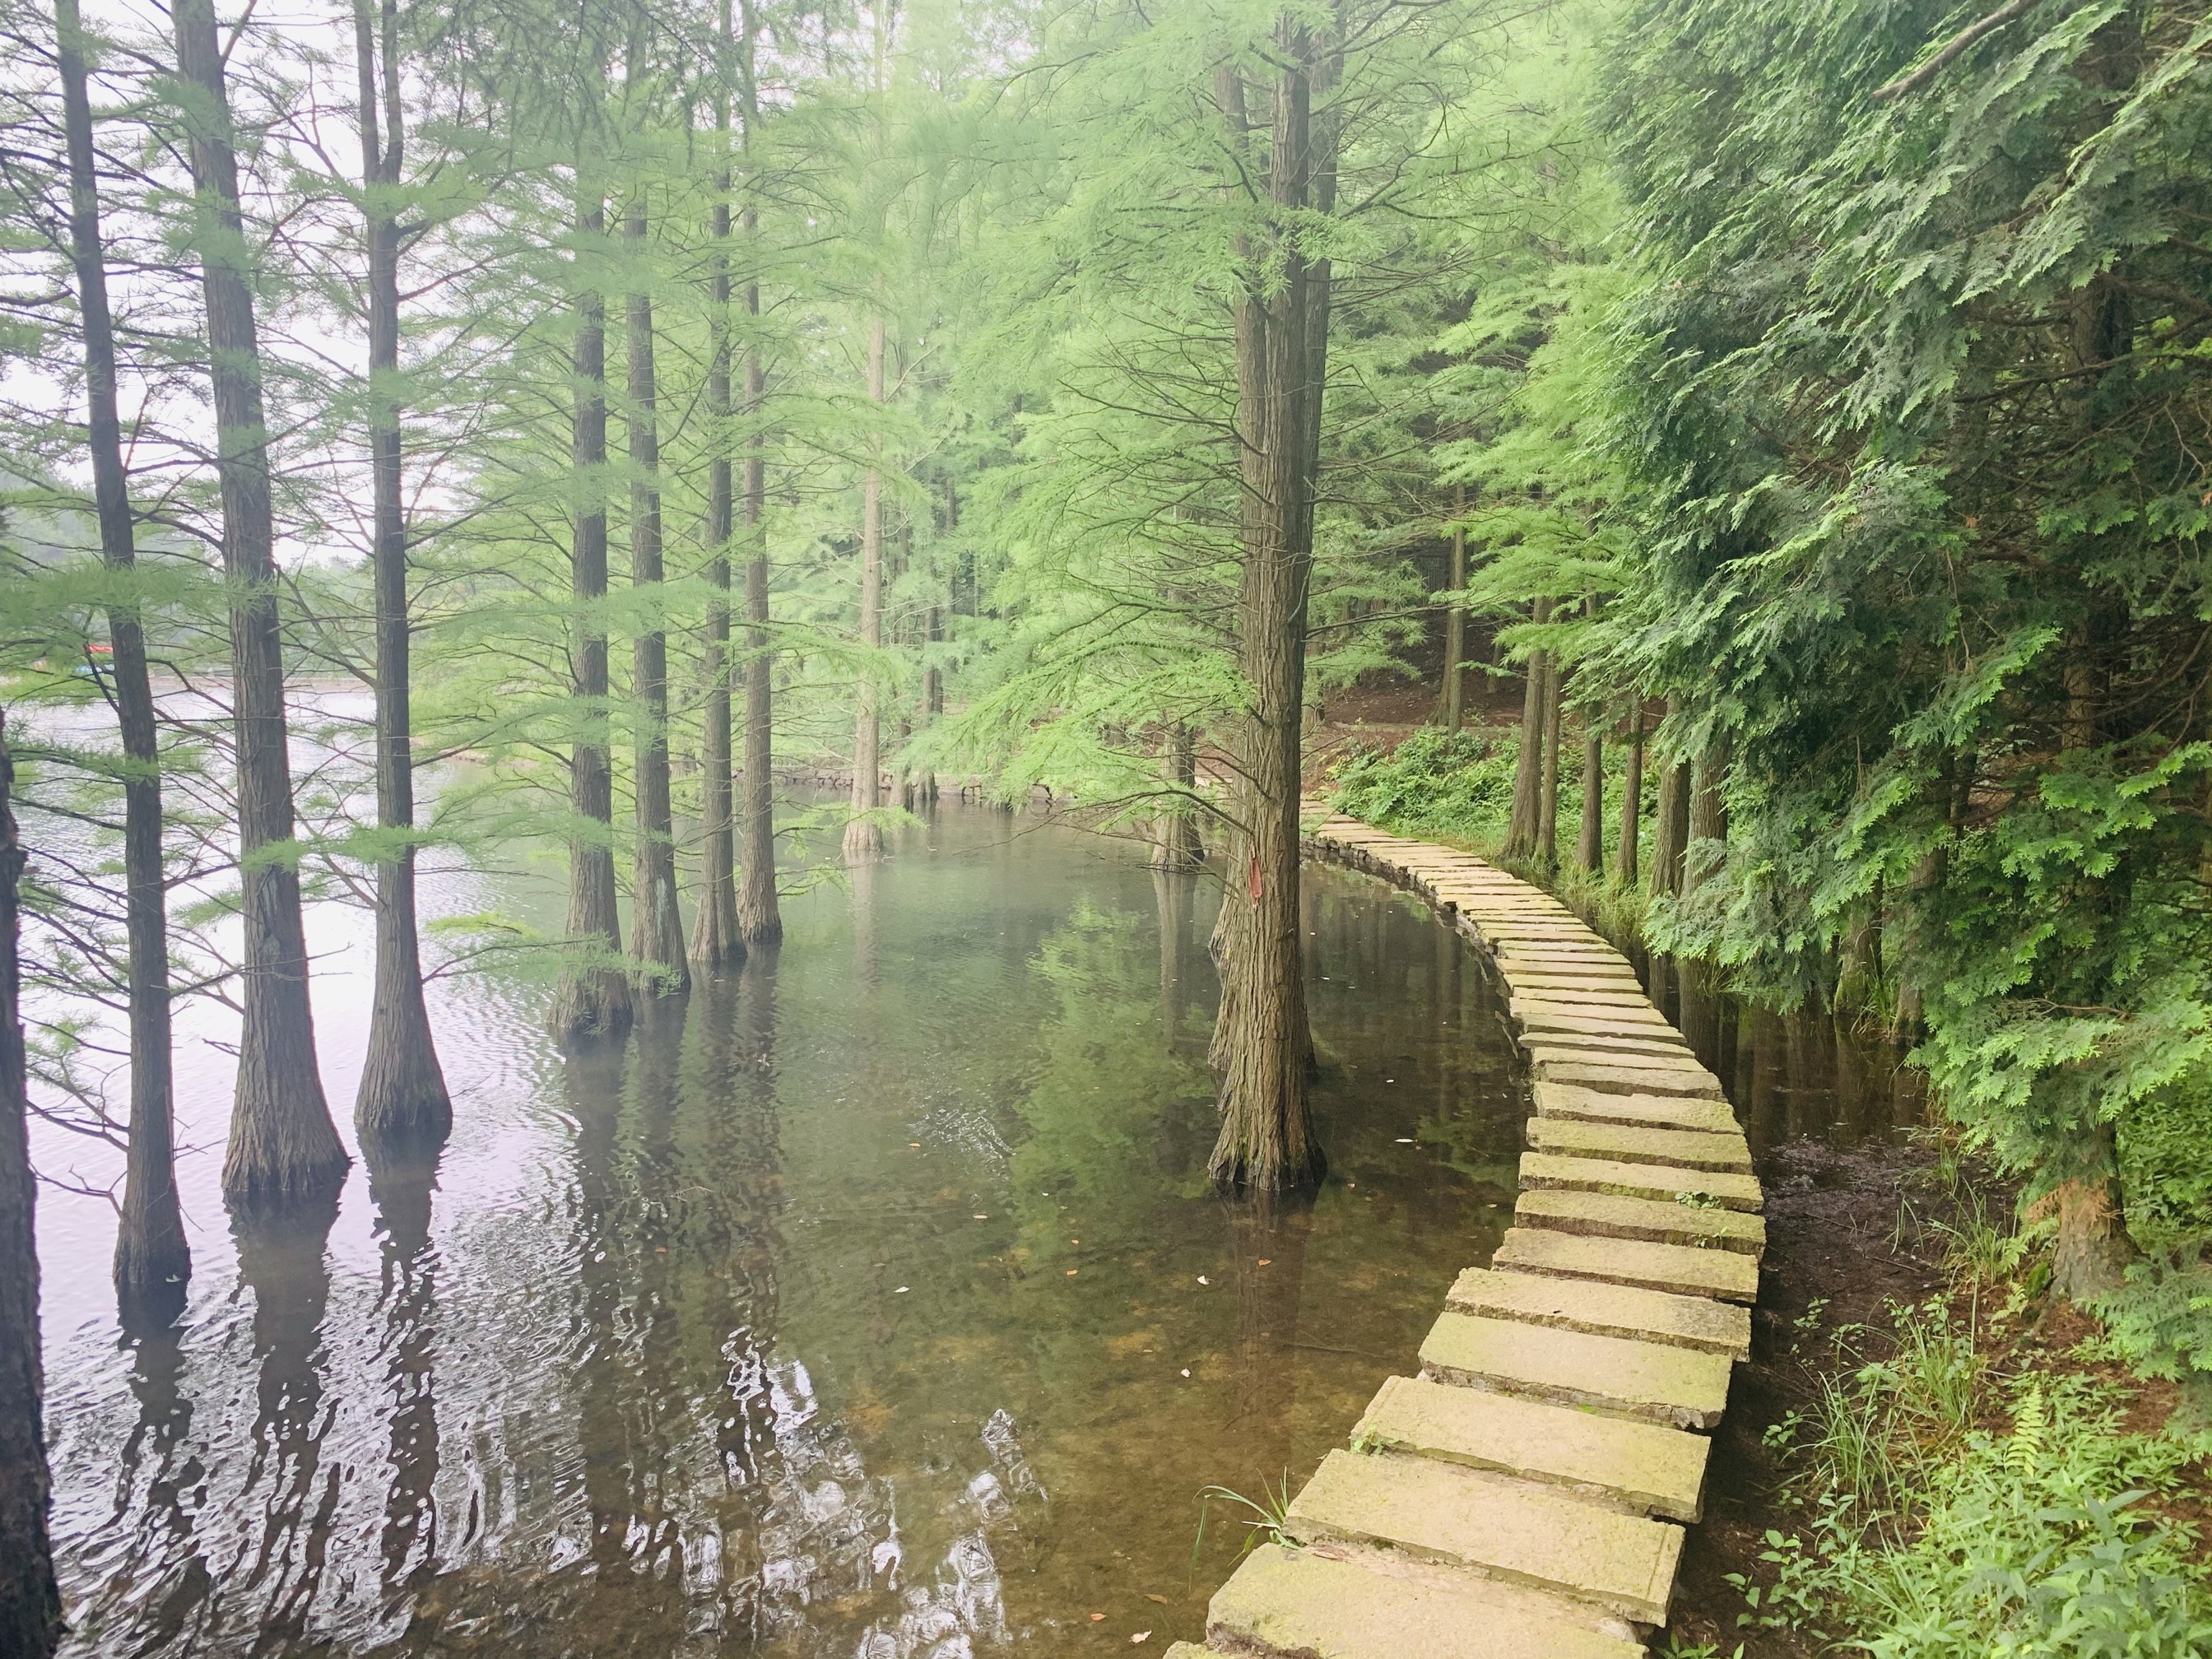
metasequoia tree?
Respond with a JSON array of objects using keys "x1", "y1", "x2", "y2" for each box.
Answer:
[
  {"x1": 351, "y1": 0, "x2": 453, "y2": 1142},
  {"x1": 56, "y1": 0, "x2": 188, "y2": 1294},
  {"x1": 843, "y1": 309, "x2": 889, "y2": 862},
  {"x1": 549, "y1": 160, "x2": 634, "y2": 1043},
  {"x1": 1202, "y1": 14, "x2": 1332, "y2": 1191},
  {"x1": 172, "y1": 0, "x2": 349, "y2": 1205},
  {"x1": 732, "y1": 0, "x2": 780, "y2": 946},
  {"x1": 624, "y1": 188, "x2": 690, "y2": 992},
  {"x1": 689, "y1": 0, "x2": 744, "y2": 971},
  {"x1": 0, "y1": 722, "x2": 58, "y2": 1659}
]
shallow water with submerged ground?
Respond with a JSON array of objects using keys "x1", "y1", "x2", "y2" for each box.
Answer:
[{"x1": 35, "y1": 799, "x2": 1536, "y2": 1657}]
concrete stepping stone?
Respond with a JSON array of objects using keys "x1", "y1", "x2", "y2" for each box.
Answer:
[
  {"x1": 1533, "y1": 1083, "x2": 1742, "y2": 1135},
  {"x1": 1511, "y1": 988, "x2": 1656, "y2": 1009},
  {"x1": 1517, "y1": 1187, "x2": 1767, "y2": 1255},
  {"x1": 1519, "y1": 1150, "x2": 1762, "y2": 1212},
  {"x1": 1504, "y1": 978, "x2": 1652, "y2": 1001},
  {"x1": 1522, "y1": 1028, "x2": 1698, "y2": 1057},
  {"x1": 1357, "y1": 1373, "x2": 1711, "y2": 1522},
  {"x1": 1516, "y1": 1003, "x2": 1686, "y2": 1036},
  {"x1": 1447, "y1": 1266, "x2": 1751, "y2": 1360},
  {"x1": 1207, "y1": 1543, "x2": 1643, "y2": 1659},
  {"x1": 1494, "y1": 1226, "x2": 1761, "y2": 1303},
  {"x1": 1527, "y1": 1117, "x2": 1753, "y2": 1173},
  {"x1": 1284, "y1": 1448, "x2": 1684, "y2": 1625},
  {"x1": 1533, "y1": 1060, "x2": 1726, "y2": 1099},
  {"x1": 1419, "y1": 1310, "x2": 1733, "y2": 1430}
]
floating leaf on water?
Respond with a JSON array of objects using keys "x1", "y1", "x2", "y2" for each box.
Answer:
[{"x1": 1132, "y1": 1633, "x2": 1151, "y2": 1645}]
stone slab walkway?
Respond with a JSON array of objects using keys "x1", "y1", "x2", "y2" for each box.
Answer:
[{"x1": 1171, "y1": 806, "x2": 1765, "y2": 1657}]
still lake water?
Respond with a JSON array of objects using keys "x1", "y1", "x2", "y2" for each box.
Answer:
[{"x1": 34, "y1": 796, "x2": 1533, "y2": 1657}]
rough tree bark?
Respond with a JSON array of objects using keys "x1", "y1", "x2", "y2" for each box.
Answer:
[
  {"x1": 1685, "y1": 732, "x2": 1729, "y2": 891},
  {"x1": 1205, "y1": 23, "x2": 1325, "y2": 1192},
  {"x1": 0, "y1": 721, "x2": 60, "y2": 1659},
  {"x1": 58, "y1": 0, "x2": 189, "y2": 1298},
  {"x1": 549, "y1": 179, "x2": 633, "y2": 1044},
  {"x1": 1577, "y1": 717, "x2": 1604, "y2": 874},
  {"x1": 1503, "y1": 597, "x2": 1553, "y2": 860},
  {"x1": 690, "y1": 17, "x2": 742, "y2": 973},
  {"x1": 1615, "y1": 701, "x2": 1643, "y2": 887},
  {"x1": 1647, "y1": 694, "x2": 1689, "y2": 899},
  {"x1": 1438, "y1": 482, "x2": 1466, "y2": 730},
  {"x1": 1537, "y1": 649, "x2": 1563, "y2": 868},
  {"x1": 625, "y1": 197, "x2": 689, "y2": 994},
  {"x1": 843, "y1": 314, "x2": 888, "y2": 863},
  {"x1": 174, "y1": 0, "x2": 349, "y2": 1206},
  {"x1": 733, "y1": 0, "x2": 781, "y2": 946},
  {"x1": 351, "y1": 0, "x2": 452, "y2": 1146}
]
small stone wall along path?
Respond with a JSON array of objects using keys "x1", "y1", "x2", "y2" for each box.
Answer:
[{"x1": 1166, "y1": 807, "x2": 1764, "y2": 1659}]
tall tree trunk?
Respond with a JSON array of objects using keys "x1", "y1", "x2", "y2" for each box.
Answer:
[
  {"x1": 351, "y1": 0, "x2": 451, "y2": 1146},
  {"x1": 174, "y1": 0, "x2": 348, "y2": 1206},
  {"x1": 0, "y1": 722, "x2": 60, "y2": 1659},
  {"x1": 58, "y1": 0, "x2": 188, "y2": 1298},
  {"x1": 549, "y1": 181, "x2": 633, "y2": 1044},
  {"x1": 1152, "y1": 723, "x2": 1203, "y2": 870},
  {"x1": 625, "y1": 198, "x2": 688, "y2": 993},
  {"x1": 1206, "y1": 26, "x2": 1323, "y2": 1192},
  {"x1": 1438, "y1": 482, "x2": 1466, "y2": 730},
  {"x1": 1647, "y1": 694, "x2": 1689, "y2": 899},
  {"x1": 918, "y1": 601, "x2": 941, "y2": 806},
  {"x1": 733, "y1": 2, "x2": 780, "y2": 946},
  {"x1": 1537, "y1": 652, "x2": 1563, "y2": 868},
  {"x1": 690, "y1": 10, "x2": 741, "y2": 974},
  {"x1": 1685, "y1": 732, "x2": 1729, "y2": 891},
  {"x1": 1503, "y1": 597, "x2": 1552, "y2": 859},
  {"x1": 1615, "y1": 700, "x2": 1643, "y2": 887},
  {"x1": 843, "y1": 313, "x2": 887, "y2": 863},
  {"x1": 2049, "y1": 1120, "x2": 2134, "y2": 1299},
  {"x1": 1577, "y1": 716, "x2": 1603, "y2": 874}
]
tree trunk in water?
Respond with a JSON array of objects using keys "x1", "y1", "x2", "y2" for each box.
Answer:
[
  {"x1": 0, "y1": 723, "x2": 60, "y2": 1659},
  {"x1": 1685, "y1": 733, "x2": 1729, "y2": 891},
  {"x1": 625, "y1": 199, "x2": 688, "y2": 994},
  {"x1": 1647, "y1": 695, "x2": 1689, "y2": 899},
  {"x1": 1577, "y1": 718, "x2": 1603, "y2": 874},
  {"x1": 843, "y1": 314, "x2": 887, "y2": 863},
  {"x1": 1503, "y1": 597, "x2": 1552, "y2": 860},
  {"x1": 351, "y1": 0, "x2": 451, "y2": 1147},
  {"x1": 919, "y1": 602, "x2": 941, "y2": 806},
  {"x1": 174, "y1": 0, "x2": 348, "y2": 1206},
  {"x1": 550, "y1": 182, "x2": 632, "y2": 1044},
  {"x1": 690, "y1": 39, "x2": 741, "y2": 974},
  {"x1": 1151, "y1": 724, "x2": 1203, "y2": 870},
  {"x1": 1537, "y1": 653, "x2": 1562, "y2": 869},
  {"x1": 1438, "y1": 483, "x2": 1466, "y2": 730},
  {"x1": 1615, "y1": 701, "x2": 1643, "y2": 887},
  {"x1": 1206, "y1": 27, "x2": 1323, "y2": 1192},
  {"x1": 732, "y1": 12, "x2": 781, "y2": 946},
  {"x1": 58, "y1": 0, "x2": 189, "y2": 1299}
]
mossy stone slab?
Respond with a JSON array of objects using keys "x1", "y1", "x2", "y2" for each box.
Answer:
[
  {"x1": 1531, "y1": 1060, "x2": 1726, "y2": 1099},
  {"x1": 1531, "y1": 1083, "x2": 1741, "y2": 1135},
  {"x1": 1516, "y1": 1187, "x2": 1767, "y2": 1255},
  {"x1": 1447, "y1": 1266, "x2": 1751, "y2": 1360},
  {"x1": 1207, "y1": 1543, "x2": 1643, "y2": 1659},
  {"x1": 1358, "y1": 1373, "x2": 1711, "y2": 1522},
  {"x1": 1284, "y1": 1449, "x2": 1685, "y2": 1626},
  {"x1": 1527, "y1": 1118, "x2": 1753, "y2": 1173},
  {"x1": 1494, "y1": 1226, "x2": 1761, "y2": 1304},
  {"x1": 1418, "y1": 1311, "x2": 1733, "y2": 1430},
  {"x1": 1519, "y1": 1150, "x2": 1762, "y2": 1213}
]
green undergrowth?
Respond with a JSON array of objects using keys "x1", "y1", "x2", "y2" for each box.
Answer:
[
  {"x1": 1738, "y1": 1197, "x2": 2212, "y2": 1657},
  {"x1": 1322, "y1": 723, "x2": 1652, "y2": 943}
]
